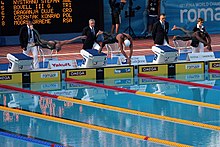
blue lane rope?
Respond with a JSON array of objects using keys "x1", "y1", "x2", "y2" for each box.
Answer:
[{"x1": 0, "y1": 130, "x2": 65, "y2": 147}]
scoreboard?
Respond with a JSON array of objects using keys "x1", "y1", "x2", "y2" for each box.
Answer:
[{"x1": 0, "y1": 0, "x2": 103, "y2": 36}]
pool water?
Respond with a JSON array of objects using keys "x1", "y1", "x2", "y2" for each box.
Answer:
[{"x1": 0, "y1": 73, "x2": 220, "y2": 147}]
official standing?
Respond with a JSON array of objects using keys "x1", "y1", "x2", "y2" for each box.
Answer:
[
  {"x1": 82, "y1": 19, "x2": 102, "y2": 49},
  {"x1": 191, "y1": 18, "x2": 212, "y2": 53},
  {"x1": 152, "y1": 13, "x2": 169, "y2": 45},
  {"x1": 19, "y1": 18, "x2": 39, "y2": 69}
]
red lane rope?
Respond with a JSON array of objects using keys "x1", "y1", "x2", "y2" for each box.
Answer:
[
  {"x1": 138, "y1": 73, "x2": 213, "y2": 89},
  {"x1": 208, "y1": 69, "x2": 220, "y2": 74},
  {"x1": 65, "y1": 78, "x2": 137, "y2": 94},
  {"x1": 0, "y1": 84, "x2": 58, "y2": 99}
]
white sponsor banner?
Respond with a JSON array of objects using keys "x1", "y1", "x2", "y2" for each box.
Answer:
[
  {"x1": 119, "y1": 56, "x2": 147, "y2": 65},
  {"x1": 187, "y1": 52, "x2": 215, "y2": 62},
  {"x1": 48, "y1": 60, "x2": 76, "y2": 69}
]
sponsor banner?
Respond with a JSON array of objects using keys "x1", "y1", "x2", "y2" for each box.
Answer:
[
  {"x1": 119, "y1": 56, "x2": 147, "y2": 65},
  {"x1": 138, "y1": 77, "x2": 166, "y2": 85},
  {"x1": 187, "y1": 52, "x2": 215, "y2": 62},
  {"x1": 48, "y1": 90, "x2": 78, "y2": 97},
  {"x1": 104, "y1": 78, "x2": 134, "y2": 86},
  {"x1": 48, "y1": 60, "x2": 77, "y2": 69},
  {"x1": 0, "y1": 73, "x2": 22, "y2": 84},
  {"x1": 104, "y1": 66, "x2": 134, "y2": 79},
  {"x1": 208, "y1": 61, "x2": 220, "y2": 71},
  {"x1": 164, "y1": 0, "x2": 220, "y2": 35},
  {"x1": 66, "y1": 69, "x2": 96, "y2": 80},
  {"x1": 66, "y1": 83, "x2": 91, "y2": 89},
  {"x1": 175, "y1": 62, "x2": 204, "y2": 74},
  {"x1": 31, "y1": 82, "x2": 61, "y2": 91},
  {"x1": 209, "y1": 73, "x2": 220, "y2": 80},
  {"x1": 138, "y1": 64, "x2": 168, "y2": 76},
  {"x1": 31, "y1": 70, "x2": 61, "y2": 83},
  {"x1": 176, "y1": 74, "x2": 204, "y2": 81}
]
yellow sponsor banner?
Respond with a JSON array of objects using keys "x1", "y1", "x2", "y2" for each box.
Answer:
[
  {"x1": 0, "y1": 73, "x2": 22, "y2": 84},
  {"x1": 104, "y1": 66, "x2": 134, "y2": 79},
  {"x1": 138, "y1": 64, "x2": 168, "y2": 76},
  {"x1": 175, "y1": 62, "x2": 204, "y2": 74},
  {"x1": 208, "y1": 61, "x2": 220, "y2": 71},
  {"x1": 66, "y1": 69, "x2": 96, "y2": 80},
  {"x1": 31, "y1": 70, "x2": 61, "y2": 83}
]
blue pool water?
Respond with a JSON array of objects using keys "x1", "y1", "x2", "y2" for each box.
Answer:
[{"x1": 0, "y1": 74, "x2": 220, "y2": 147}]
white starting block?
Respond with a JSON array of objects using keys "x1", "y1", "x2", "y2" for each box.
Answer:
[
  {"x1": 152, "y1": 45, "x2": 178, "y2": 64},
  {"x1": 80, "y1": 49, "x2": 107, "y2": 68},
  {"x1": 7, "y1": 53, "x2": 33, "y2": 72}
]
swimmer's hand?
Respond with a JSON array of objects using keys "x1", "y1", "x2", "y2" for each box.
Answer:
[
  {"x1": 207, "y1": 45, "x2": 212, "y2": 51},
  {"x1": 80, "y1": 35, "x2": 87, "y2": 39},
  {"x1": 127, "y1": 57, "x2": 131, "y2": 65}
]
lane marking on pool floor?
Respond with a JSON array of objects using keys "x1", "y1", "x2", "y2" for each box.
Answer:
[
  {"x1": 0, "y1": 84, "x2": 220, "y2": 131},
  {"x1": 0, "y1": 106, "x2": 192, "y2": 147},
  {"x1": 65, "y1": 78, "x2": 220, "y2": 110}
]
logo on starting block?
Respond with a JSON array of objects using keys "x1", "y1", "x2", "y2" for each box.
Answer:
[
  {"x1": 187, "y1": 52, "x2": 215, "y2": 61},
  {"x1": 48, "y1": 60, "x2": 76, "y2": 69},
  {"x1": 118, "y1": 56, "x2": 147, "y2": 65}
]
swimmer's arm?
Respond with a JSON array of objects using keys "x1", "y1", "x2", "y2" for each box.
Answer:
[
  {"x1": 60, "y1": 36, "x2": 87, "y2": 45},
  {"x1": 128, "y1": 36, "x2": 133, "y2": 58},
  {"x1": 118, "y1": 39, "x2": 129, "y2": 59}
]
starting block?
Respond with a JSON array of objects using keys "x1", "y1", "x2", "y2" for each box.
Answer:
[
  {"x1": 152, "y1": 45, "x2": 178, "y2": 64},
  {"x1": 80, "y1": 49, "x2": 107, "y2": 68},
  {"x1": 7, "y1": 53, "x2": 33, "y2": 72}
]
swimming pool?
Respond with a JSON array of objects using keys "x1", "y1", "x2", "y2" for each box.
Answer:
[{"x1": 0, "y1": 73, "x2": 220, "y2": 147}]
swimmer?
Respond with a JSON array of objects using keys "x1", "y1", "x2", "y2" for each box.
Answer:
[
  {"x1": 99, "y1": 33, "x2": 133, "y2": 64},
  {"x1": 30, "y1": 25, "x2": 86, "y2": 52}
]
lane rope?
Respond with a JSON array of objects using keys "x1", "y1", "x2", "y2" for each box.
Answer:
[
  {"x1": 0, "y1": 128, "x2": 65, "y2": 147},
  {"x1": 1, "y1": 84, "x2": 220, "y2": 131},
  {"x1": 64, "y1": 78, "x2": 220, "y2": 110},
  {"x1": 0, "y1": 106, "x2": 193, "y2": 147}
]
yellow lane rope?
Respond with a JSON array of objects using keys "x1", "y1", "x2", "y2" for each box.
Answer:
[
  {"x1": 0, "y1": 106, "x2": 193, "y2": 147},
  {"x1": 58, "y1": 96, "x2": 220, "y2": 131},
  {"x1": 135, "y1": 91, "x2": 220, "y2": 110}
]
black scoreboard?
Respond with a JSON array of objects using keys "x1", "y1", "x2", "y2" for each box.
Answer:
[{"x1": 0, "y1": 0, "x2": 103, "y2": 36}]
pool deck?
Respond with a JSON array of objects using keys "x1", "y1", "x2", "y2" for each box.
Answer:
[{"x1": 0, "y1": 34, "x2": 220, "y2": 65}]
